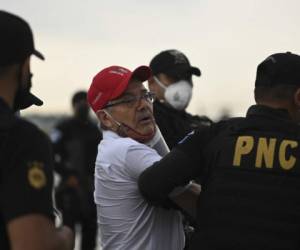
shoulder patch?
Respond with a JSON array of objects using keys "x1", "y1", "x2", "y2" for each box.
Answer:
[
  {"x1": 27, "y1": 161, "x2": 47, "y2": 189},
  {"x1": 50, "y1": 129, "x2": 62, "y2": 143}
]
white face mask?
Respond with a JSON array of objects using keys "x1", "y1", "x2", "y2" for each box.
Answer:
[{"x1": 154, "y1": 76, "x2": 192, "y2": 110}]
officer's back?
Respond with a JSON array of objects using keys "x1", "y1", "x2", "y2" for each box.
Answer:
[{"x1": 193, "y1": 107, "x2": 300, "y2": 249}]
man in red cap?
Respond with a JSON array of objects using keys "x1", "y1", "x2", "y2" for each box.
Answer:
[{"x1": 87, "y1": 65, "x2": 186, "y2": 250}]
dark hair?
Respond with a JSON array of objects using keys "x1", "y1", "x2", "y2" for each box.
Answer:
[
  {"x1": 72, "y1": 91, "x2": 87, "y2": 106},
  {"x1": 254, "y1": 85, "x2": 299, "y2": 103}
]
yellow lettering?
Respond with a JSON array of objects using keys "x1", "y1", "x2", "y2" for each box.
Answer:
[
  {"x1": 279, "y1": 140, "x2": 298, "y2": 170},
  {"x1": 255, "y1": 138, "x2": 276, "y2": 168},
  {"x1": 233, "y1": 136, "x2": 254, "y2": 166}
]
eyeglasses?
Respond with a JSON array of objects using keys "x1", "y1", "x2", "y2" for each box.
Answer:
[{"x1": 105, "y1": 91, "x2": 156, "y2": 108}]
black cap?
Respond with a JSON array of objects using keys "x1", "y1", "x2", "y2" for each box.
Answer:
[
  {"x1": 255, "y1": 52, "x2": 300, "y2": 87},
  {"x1": 0, "y1": 10, "x2": 44, "y2": 109},
  {"x1": 0, "y1": 10, "x2": 44, "y2": 67},
  {"x1": 150, "y1": 49, "x2": 201, "y2": 79}
]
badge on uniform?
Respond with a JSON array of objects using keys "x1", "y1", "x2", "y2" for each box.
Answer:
[{"x1": 27, "y1": 161, "x2": 47, "y2": 189}]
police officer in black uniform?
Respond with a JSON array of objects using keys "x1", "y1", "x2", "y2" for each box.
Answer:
[
  {"x1": 148, "y1": 49, "x2": 212, "y2": 149},
  {"x1": 139, "y1": 52, "x2": 300, "y2": 250},
  {"x1": 51, "y1": 91, "x2": 102, "y2": 250},
  {"x1": 0, "y1": 10, "x2": 74, "y2": 250}
]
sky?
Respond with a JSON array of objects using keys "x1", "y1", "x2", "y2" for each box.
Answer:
[{"x1": 2, "y1": 0, "x2": 300, "y2": 120}]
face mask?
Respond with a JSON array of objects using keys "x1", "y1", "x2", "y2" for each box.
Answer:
[
  {"x1": 154, "y1": 76, "x2": 192, "y2": 110},
  {"x1": 103, "y1": 110, "x2": 156, "y2": 143}
]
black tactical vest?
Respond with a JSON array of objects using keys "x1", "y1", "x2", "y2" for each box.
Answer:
[{"x1": 191, "y1": 112, "x2": 300, "y2": 250}]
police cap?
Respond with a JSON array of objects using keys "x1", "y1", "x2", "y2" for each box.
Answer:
[
  {"x1": 255, "y1": 52, "x2": 300, "y2": 87},
  {"x1": 0, "y1": 10, "x2": 44, "y2": 67}
]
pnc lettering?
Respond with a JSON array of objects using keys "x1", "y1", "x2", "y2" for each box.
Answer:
[{"x1": 233, "y1": 136, "x2": 298, "y2": 170}]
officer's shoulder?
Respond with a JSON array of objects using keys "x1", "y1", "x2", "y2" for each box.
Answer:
[
  {"x1": 13, "y1": 117, "x2": 50, "y2": 144},
  {"x1": 206, "y1": 117, "x2": 245, "y2": 135},
  {"x1": 193, "y1": 117, "x2": 242, "y2": 135},
  {"x1": 188, "y1": 113, "x2": 213, "y2": 126}
]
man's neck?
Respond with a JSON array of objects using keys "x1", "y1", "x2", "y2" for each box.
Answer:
[
  {"x1": 257, "y1": 100, "x2": 288, "y2": 109},
  {"x1": 256, "y1": 101, "x2": 296, "y2": 121}
]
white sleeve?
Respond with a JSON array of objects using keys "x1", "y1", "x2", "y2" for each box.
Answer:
[{"x1": 125, "y1": 143, "x2": 161, "y2": 180}]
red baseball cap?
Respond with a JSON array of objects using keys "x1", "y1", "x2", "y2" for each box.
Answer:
[{"x1": 87, "y1": 65, "x2": 152, "y2": 112}]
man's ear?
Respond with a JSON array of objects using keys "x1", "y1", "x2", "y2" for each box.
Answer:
[
  {"x1": 96, "y1": 109, "x2": 114, "y2": 129},
  {"x1": 294, "y1": 87, "x2": 300, "y2": 107}
]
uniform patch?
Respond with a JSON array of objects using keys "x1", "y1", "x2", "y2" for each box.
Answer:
[{"x1": 27, "y1": 161, "x2": 47, "y2": 189}]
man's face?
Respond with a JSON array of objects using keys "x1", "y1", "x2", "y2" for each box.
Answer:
[{"x1": 109, "y1": 79, "x2": 155, "y2": 136}]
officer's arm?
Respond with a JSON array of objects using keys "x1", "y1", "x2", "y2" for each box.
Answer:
[
  {"x1": 8, "y1": 215, "x2": 74, "y2": 250},
  {"x1": 138, "y1": 127, "x2": 210, "y2": 213},
  {"x1": 138, "y1": 148, "x2": 202, "y2": 209},
  {"x1": 171, "y1": 182, "x2": 201, "y2": 217}
]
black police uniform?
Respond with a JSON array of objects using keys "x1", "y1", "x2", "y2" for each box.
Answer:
[
  {"x1": 139, "y1": 104, "x2": 300, "y2": 250},
  {"x1": 52, "y1": 117, "x2": 101, "y2": 250},
  {"x1": 0, "y1": 98, "x2": 54, "y2": 249},
  {"x1": 153, "y1": 100, "x2": 212, "y2": 149}
]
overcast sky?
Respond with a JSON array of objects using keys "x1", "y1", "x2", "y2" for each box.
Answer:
[{"x1": 2, "y1": 0, "x2": 300, "y2": 119}]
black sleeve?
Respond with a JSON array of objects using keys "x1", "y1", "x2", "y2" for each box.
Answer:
[
  {"x1": 138, "y1": 126, "x2": 212, "y2": 208},
  {"x1": 1, "y1": 125, "x2": 54, "y2": 223}
]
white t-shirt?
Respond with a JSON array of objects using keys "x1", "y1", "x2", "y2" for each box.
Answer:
[{"x1": 94, "y1": 130, "x2": 184, "y2": 250}]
